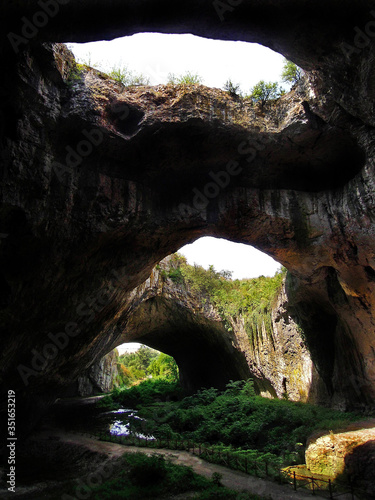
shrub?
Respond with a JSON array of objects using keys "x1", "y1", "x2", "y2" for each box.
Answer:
[
  {"x1": 223, "y1": 79, "x2": 242, "y2": 98},
  {"x1": 128, "y1": 454, "x2": 167, "y2": 486},
  {"x1": 250, "y1": 80, "x2": 283, "y2": 108},
  {"x1": 281, "y1": 59, "x2": 303, "y2": 85},
  {"x1": 109, "y1": 65, "x2": 150, "y2": 86},
  {"x1": 168, "y1": 71, "x2": 203, "y2": 85}
]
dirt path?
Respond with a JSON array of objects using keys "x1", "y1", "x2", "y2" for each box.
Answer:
[{"x1": 43, "y1": 429, "x2": 359, "y2": 500}]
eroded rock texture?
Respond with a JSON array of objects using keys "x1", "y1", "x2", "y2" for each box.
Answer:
[
  {"x1": 120, "y1": 257, "x2": 328, "y2": 403},
  {"x1": 77, "y1": 349, "x2": 119, "y2": 397},
  {"x1": 1, "y1": 0, "x2": 375, "y2": 435}
]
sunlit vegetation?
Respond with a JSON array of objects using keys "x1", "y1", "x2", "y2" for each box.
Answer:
[
  {"x1": 101, "y1": 379, "x2": 361, "y2": 468},
  {"x1": 108, "y1": 65, "x2": 150, "y2": 86},
  {"x1": 167, "y1": 71, "x2": 203, "y2": 85},
  {"x1": 281, "y1": 59, "x2": 303, "y2": 85},
  {"x1": 250, "y1": 80, "x2": 285, "y2": 108},
  {"x1": 116, "y1": 346, "x2": 179, "y2": 387},
  {"x1": 161, "y1": 253, "x2": 286, "y2": 345}
]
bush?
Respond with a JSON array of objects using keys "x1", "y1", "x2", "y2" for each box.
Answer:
[
  {"x1": 109, "y1": 65, "x2": 150, "y2": 86},
  {"x1": 168, "y1": 71, "x2": 203, "y2": 85},
  {"x1": 281, "y1": 59, "x2": 303, "y2": 85},
  {"x1": 91, "y1": 452, "x2": 229, "y2": 499},
  {"x1": 105, "y1": 378, "x2": 182, "y2": 407},
  {"x1": 128, "y1": 454, "x2": 167, "y2": 486},
  {"x1": 223, "y1": 79, "x2": 242, "y2": 98},
  {"x1": 250, "y1": 80, "x2": 283, "y2": 108}
]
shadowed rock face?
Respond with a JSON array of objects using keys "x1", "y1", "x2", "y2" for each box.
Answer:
[{"x1": 1, "y1": 1, "x2": 375, "y2": 435}]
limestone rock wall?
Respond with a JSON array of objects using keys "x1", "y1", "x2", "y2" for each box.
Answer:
[
  {"x1": 77, "y1": 350, "x2": 119, "y2": 397},
  {"x1": 233, "y1": 281, "x2": 330, "y2": 404},
  {"x1": 1, "y1": 25, "x2": 375, "y2": 433}
]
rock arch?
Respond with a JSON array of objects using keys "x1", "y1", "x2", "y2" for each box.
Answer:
[{"x1": 1, "y1": 1, "x2": 375, "y2": 435}]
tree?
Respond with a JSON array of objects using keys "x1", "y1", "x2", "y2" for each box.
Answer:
[
  {"x1": 250, "y1": 80, "x2": 282, "y2": 108},
  {"x1": 148, "y1": 353, "x2": 179, "y2": 381},
  {"x1": 223, "y1": 79, "x2": 241, "y2": 98},
  {"x1": 281, "y1": 59, "x2": 303, "y2": 85}
]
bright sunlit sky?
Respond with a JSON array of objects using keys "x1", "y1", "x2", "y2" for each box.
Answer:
[
  {"x1": 68, "y1": 34, "x2": 283, "y2": 354},
  {"x1": 69, "y1": 33, "x2": 287, "y2": 94}
]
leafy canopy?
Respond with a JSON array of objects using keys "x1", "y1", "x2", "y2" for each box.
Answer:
[
  {"x1": 250, "y1": 80, "x2": 283, "y2": 108},
  {"x1": 281, "y1": 59, "x2": 303, "y2": 85}
]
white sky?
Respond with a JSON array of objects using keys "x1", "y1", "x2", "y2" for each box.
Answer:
[
  {"x1": 68, "y1": 34, "x2": 284, "y2": 354},
  {"x1": 68, "y1": 33, "x2": 287, "y2": 93}
]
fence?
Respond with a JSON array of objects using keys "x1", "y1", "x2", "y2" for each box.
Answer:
[{"x1": 82, "y1": 431, "x2": 362, "y2": 499}]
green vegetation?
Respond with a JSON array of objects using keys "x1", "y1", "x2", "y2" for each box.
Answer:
[
  {"x1": 66, "y1": 62, "x2": 85, "y2": 86},
  {"x1": 108, "y1": 65, "x2": 150, "y2": 86},
  {"x1": 168, "y1": 71, "x2": 203, "y2": 85},
  {"x1": 89, "y1": 452, "x2": 265, "y2": 499},
  {"x1": 250, "y1": 80, "x2": 284, "y2": 108},
  {"x1": 163, "y1": 253, "x2": 286, "y2": 345},
  {"x1": 224, "y1": 79, "x2": 242, "y2": 98},
  {"x1": 148, "y1": 352, "x2": 179, "y2": 380},
  {"x1": 101, "y1": 378, "x2": 183, "y2": 408},
  {"x1": 281, "y1": 59, "x2": 303, "y2": 85},
  {"x1": 116, "y1": 346, "x2": 179, "y2": 386},
  {"x1": 102, "y1": 379, "x2": 361, "y2": 468}
]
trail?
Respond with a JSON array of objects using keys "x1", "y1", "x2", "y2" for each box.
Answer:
[{"x1": 39, "y1": 428, "x2": 357, "y2": 500}]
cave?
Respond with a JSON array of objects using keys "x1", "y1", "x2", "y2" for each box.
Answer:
[{"x1": 1, "y1": 0, "x2": 375, "y2": 447}]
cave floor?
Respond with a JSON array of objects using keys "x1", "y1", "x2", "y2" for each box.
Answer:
[{"x1": 0, "y1": 397, "x2": 363, "y2": 499}]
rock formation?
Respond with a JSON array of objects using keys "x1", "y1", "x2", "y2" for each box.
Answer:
[
  {"x1": 67, "y1": 256, "x2": 328, "y2": 403},
  {"x1": 305, "y1": 420, "x2": 375, "y2": 496},
  {"x1": 1, "y1": 0, "x2": 375, "y2": 436},
  {"x1": 77, "y1": 349, "x2": 119, "y2": 396}
]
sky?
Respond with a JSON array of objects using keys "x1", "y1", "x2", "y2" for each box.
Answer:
[
  {"x1": 68, "y1": 33, "x2": 287, "y2": 94},
  {"x1": 68, "y1": 34, "x2": 284, "y2": 354}
]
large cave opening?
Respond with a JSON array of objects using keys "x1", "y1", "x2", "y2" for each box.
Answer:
[
  {"x1": 112, "y1": 237, "x2": 281, "y2": 394},
  {"x1": 67, "y1": 33, "x2": 288, "y2": 91}
]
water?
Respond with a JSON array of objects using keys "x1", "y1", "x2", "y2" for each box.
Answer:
[{"x1": 105, "y1": 408, "x2": 156, "y2": 440}]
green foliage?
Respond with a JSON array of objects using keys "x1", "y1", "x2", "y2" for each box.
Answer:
[
  {"x1": 101, "y1": 378, "x2": 183, "y2": 408},
  {"x1": 66, "y1": 63, "x2": 84, "y2": 86},
  {"x1": 91, "y1": 452, "x2": 241, "y2": 500},
  {"x1": 167, "y1": 267, "x2": 184, "y2": 284},
  {"x1": 148, "y1": 353, "x2": 179, "y2": 381},
  {"x1": 128, "y1": 454, "x2": 167, "y2": 486},
  {"x1": 281, "y1": 59, "x2": 303, "y2": 85},
  {"x1": 116, "y1": 345, "x2": 179, "y2": 387},
  {"x1": 223, "y1": 79, "x2": 242, "y2": 98},
  {"x1": 174, "y1": 253, "x2": 285, "y2": 345},
  {"x1": 250, "y1": 80, "x2": 283, "y2": 108},
  {"x1": 117, "y1": 345, "x2": 159, "y2": 385},
  {"x1": 109, "y1": 65, "x2": 150, "y2": 86},
  {"x1": 105, "y1": 380, "x2": 360, "y2": 464},
  {"x1": 168, "y1": 71, "x2": 203, "y2": 85}
]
